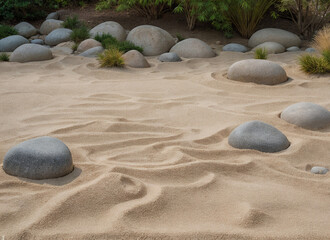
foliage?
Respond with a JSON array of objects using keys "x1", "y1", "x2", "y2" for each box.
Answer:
[
  {"x1": 277, "y1": 0, "x2": 330, "y2": 39},
  {"x1": 299, "y1": 54, "x2": 330, "y2": 74},
  {"x1": 0, "y1": 53, "x2": 9, "y2": 61},
  {"x1": 94, "y1": 34, "x2": 143, "y2": 53},
  {"x1": 226, "y1": 0, "x2": 276, "y2": 38},
  {"x1": 96, "y1": 0, "x2": 173, "y2": 20},
  {"x1": 98, "y1": 48, "x2": 125, "y2": 67},
  {"x1": 70, "y1": 25, "x2": 90, "y2": 43},
  {"x1": 254, "y1": 48, "x2": 268, "y2": 59},
  {"x1": 0, "y1": 25, "x2": 18, "y2": 39},
  {"x1": 322, "y1": 50, "x2": 330, "y2": 64},
  {"x1": 72, "y1": 43, "x2": 79, "y2": 52},
  {"x1": 313, "y1": 25, "x2": 330, "y2": 52},
  {"x1": 176, "y1": 33, "x2": 185, "y2": 41},
  {"x1": 62, "y1": 15, "x2": 85, "y2": 30}
]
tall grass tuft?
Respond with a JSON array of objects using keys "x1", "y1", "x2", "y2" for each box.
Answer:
[
  {"x1": 70, "y1": 25, "x2": 90, "y2": 43},
  {"x1": 254, "y1": 48, "x2": 268, "y2": 59},
  {"x1": 98, "y1": 48, "x2": 125, "y2": 68},
  {"x1": 299, "y1": 55, "x2": 330, "y2": 74},
  {"x1": 0, "y1": 24, "x2": 17, "y2": 39},
  {"x1": 62, "y1": 15, "x2": 83, "y2": 30},
  {"x1": 313, "y1": 25, "x2": 330, "y2": 52},
  {"x1": 0, "y1": 53, "x2": 9, "y2": 61},
  {"x1": 94, "y1": 34, "x2": 143, "y2": 53}
]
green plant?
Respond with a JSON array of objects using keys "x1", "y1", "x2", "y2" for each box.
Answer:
[
  {"x1": 322, "y1": 50, "x2": 330, "y2": 64},
  {"x1": 98, "y1": 48, "x2": 125, "y2": 68},
  {"x1": 70, "y1": 25, "x2": 90, "y2": 43},
  {"x1": 0, "y1": 53, "x2": 9, "y2": 61},
  {"x1": 96, "y1": 0, "x2": 173, "y2": 20},
  {"x1": 254, "y1": 48, "x2": 268, "y2": 59},
  {"x1": 95, "y1": 34, "x2": 143, "y2": 53},
  {"x1": 72, "y1": 42, "x2": 79, "y2": 52},
  {"x1": 277, "y1": 0, "x2": 330, "y2": 39},
  {"x1": 299, "y1": 55, "x2": 330, "y2": 74},
  {"x1": 0, "y1": 24, "x2": 17, "y2": 39},
  {"x1": 62, "y1": 15, "x2": 84, "y2": 30},
  {"x1": 176, "y1": 33, "x2": 185, "y2": 42},
  {"x1": 226, "y1": 0, "x2": 276, "y2": 38}
]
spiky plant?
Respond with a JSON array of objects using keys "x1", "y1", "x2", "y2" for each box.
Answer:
[
  {"x1": 299, "y1": 55, "x2": 330, "y2": 74},
  {"x1": 254, "y1": 48, "x2": 268, "y2": 59},
  {"x1": 98, "y1": 48, "x2": 125, "y2": 68},
  {"x1": 0, "y1": 53, "x2": 9, "y2": 61},
  {"x1": 313, "y1": 25, "x2": 330, "y2": 53}
]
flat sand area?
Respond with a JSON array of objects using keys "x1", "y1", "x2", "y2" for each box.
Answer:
[{"x1": 0, "y1": 51, "x2": 329, "y2": 239}]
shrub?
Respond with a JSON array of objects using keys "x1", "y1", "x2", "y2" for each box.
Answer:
[
  {"x1": 62, "y1": 15, "x2": 84, "y2": 30},
  {"x1": 0, "y1": 24, "x2": 17, "y2": 39},
  {"x1": 94, "y1": 34, "x2": 143, "y2": 53},
  {"x1": 72, "y1": 43, "x2": 79, "y2": 52},
  {"x1": 98, "y1": 48, "x2": 125, "y2": 68},
  {"x1": 313, "y1": 25, "x2": 330, "y2": 53},
  {"x1": 176, "y1": 33, "x2": 185, "y2": 42},
  {"x1": 277, "y1": 0, "x2": 330, "y2": 39},
  {"x1": 254, "y1": 48, "x2": 268, "y2": 59},
  {"x1": 96, "y1": 0, "x2": 173, "y2": 20},
  {"x1": 0, "y1": 53, "x2": 9, "y2": 61},
  {"x1": 226, "y1": 0, "x2": 276, "y2": 38},
  {"x1": 322, "y1": 50, "x2": 330, "y2": 64},
  {"x1": 299, "y1": 55, "x2": 330, "y2": 74},
  {"x1": 70, "y1": 25, "x2": 90, "y2": 43}
]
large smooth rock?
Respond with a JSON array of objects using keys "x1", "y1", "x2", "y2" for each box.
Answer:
[
  {"x1": 248, "y1": 28, "x2": 301, "y2": 48},
  {"x1": 3, "y1": 136, "x2": 73, "y2": 180},
  {"x1": 286, "y1": 46, "x2": 300, "y2": 52},
  {"x1": 90, "y1": 21, "x2": 126, "y2": 41},
  {"x1": 223, "y1": 43, "x2": 248, "y2": 52},
  {"x1": 40, "y1": 19, "x2": 64, "y2": 35},
  {"x1": 14, "y1": 22, "x2": 37, "y2": 38},
  {"x1": 227, "y1": 59, "x2": 288, "y2": 85},
  {"x1": 45, "y1": 28, "x2": 72, "y2": 46},
  {"x1": 123, "y1": 50, "x2": 150, "y2": 68},
  {"x1": 311, "y1": 167, "x2": 329, "y2": 175},
  {"x1": 79, "y1": 46, "x2": 104, "y2": 58},
  {"x1": 9, "y1": 44, "x2": 53, "y2": 63},
  {"x1": 46, "y1": 12, "x2": 59, "y2": 20},
  {"x1": 281, "y1": 102, "x2": 330, "y2": 130},
  {"x1": 127, "y1": 25, "x2": 175, "y2": 56},
  {"x1": 0, "y1": 35, "x2": 29, "y2": 52},
  {"x1": 252, "y1": 42, "x2": 285, "y2": 54},
  {"x1": 158, "y1": 52, "x2": 182, "y2": 62},
  {"x1": 77, "y1": 39, "x2": 102, "y2": 53},
  {"x1": 170, "y1": 38, "x2": 216, "y2": 58},
  {"x1": 228, "y1": 121, "x2": 290, "y2": 153}
]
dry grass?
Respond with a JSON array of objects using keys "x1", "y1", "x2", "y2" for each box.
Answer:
[
  {"x1": 313, "y1": 25, "x2": 330, "y2": 52},
  {"x1": 98, "y1": 48, "x2": 124, "y2": 68}
]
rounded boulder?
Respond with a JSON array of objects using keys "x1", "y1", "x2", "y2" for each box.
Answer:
[
  {"x1": 281, "y1": 102, "x2": 330, "y2": 130},
  {"x1": 223, "y1": 43, "x2": 248, "y2": 52},
  {"x1": 248, "y1": 28, "x2": 301, "y2": 48},
  {"x1": 14, "y1": 22, "x2": 37, "y2": 38},
  {"x1": 227, "y1": 59, "x2": 288, "y2": 85},
  {"x1": 0, "y1": 35, "x2": 29, "y2": 52},
  {"x1": 170, "y1": 38, "x2": 216, "y2": 58},
  {"x1": 252, "y1": 42, "x2": 285, "y2": 54},
  {"x1": 79, "y1": 46, "x2": 104, "y2": 58},
  {"x1": 3, "y1": 136, "x2": 73, "y2": 180},
  {"x1": 40, "y1": 19, "x2": 64, "y2": 35},
  {"x1": 158, "y1": 52, "x2": 182, "y2": 62},
  {"x1": 45, "y1": 28, "x2": 73, "y2": 46},
  {"x1": 77, "y1": 39, "x2": 102, "y2": 53},
  {"x1": 46, "y1": 12, "x2": 59, "y2": 20},
  {"x1": 228, "y1": 121, "x2": 290, "y2": 153},
  {"x1": 9, "y1": 44, "x2": 53, "y2": 62},
  {"x1": 127, "y1": 25, "x2": 175, "y2": 56},
  {"x1": 90, "y1": 21, "x2": 126, "y2": 41},
  {"x1": 123, "y1": 50, "x2": 150, "y2": 68}
]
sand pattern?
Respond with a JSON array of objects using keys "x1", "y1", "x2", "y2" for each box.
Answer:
[{"x1": 0, "y1": 51, "x2": 329, "y2": 239}]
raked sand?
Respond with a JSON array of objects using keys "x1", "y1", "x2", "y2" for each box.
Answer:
[{"x1": 0, "y1": 51, "x2": 329, "y2": 239}]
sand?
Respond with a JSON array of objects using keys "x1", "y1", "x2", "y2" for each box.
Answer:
[{"x1": 0, "y1": 50, "x2": 329, "y2": 239}]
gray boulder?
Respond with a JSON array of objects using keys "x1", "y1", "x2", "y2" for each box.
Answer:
[
  {"x1": 281, "y1": 102, "x2": 330, "y2": 130},
  {"x1": 227, "y1": 59, "x2": 288, "y2": 85},
  {"x1": 305, "y1": 48, "x2": 316, "y2": 53},
  {"x1": 286, "y1": 46, "x2": 300, "y2": 52},
  {"x1": 127, "y1": 25, "x2": 175, "y2": 56},
  {"x1": 170, "y1": 38, "x2": 216, "y2": 58},
  {"x1": 311, "y1": 167, "x2": 329, "y2": 175},
  {"x1": 45, "y1": 28, "x2": 73, "y2": 46},
  {"x1": 228, "y1": 121, "x2": 290, "y2": 153},
  {"x1": 79, "y1": 46, "x2": 104, "y2": 58},
  {"x1": 31, "y1": 39, "x2": 44, "y2": 45},
  {"x1": 9, "y1": 44, "x2": 53, "y2": 63},
  {"x1": 14, "y1": 22, "x2": 37, "y2": 38},
  {"x1": 90, "y1": 21, "x2": 126, "y2": 41},
  {"x1": 158, "y1": 52, "x2": 182, "y2": 62},
  {"x1": 77, "y1": 39, "x2": 102, "y2": 53},
  {"x1": 223, "y1": 43, "x2": 248, "y2": 52},
  {"x1": 123, "y1": 50, "x2": 150, "y2": 68},
  {"x1": 252, "y1": 42, "x2": 285, "y2": 54},
  {"x1": 46, "y1": 12, "x2": 59, "y2": 20},
  {"x1": 40, "y1": 19, "x2": 64, "y2": 35},
  {"x1": 3, "y1": 136, "x2": 73, "y2": 180},
  {"x1": 248, "y1": 28, "x2": 301, "y2": 48},
  {"x1": 0, "y1": 35, "x2": 29, "y2": 52}
]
